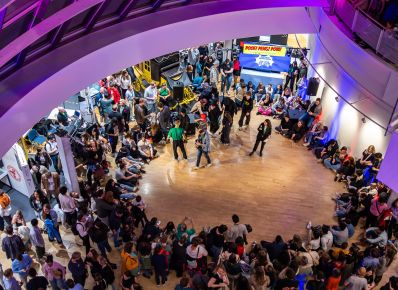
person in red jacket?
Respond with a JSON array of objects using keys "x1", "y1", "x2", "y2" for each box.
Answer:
[{"x1": 108, "y1": 85, "x2": 121, "y2": 104}]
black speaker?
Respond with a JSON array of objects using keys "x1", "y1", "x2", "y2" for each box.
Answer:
[
  {"x1": 173, "y1": 82, "x2": 184, "y2": 102},
  {"x1": 270, "y1": 34, "x2": 288, "y2": 45},
  {"x1": 306, "y1": 77, "x2": 320, "y2": 96}
]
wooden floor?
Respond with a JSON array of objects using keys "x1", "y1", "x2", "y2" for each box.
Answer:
[
  {"x1": 1, "y1": 113, "x2": 384, "y2": 289},
  {"x1": 141, "y1": 114, "x2": 342, "y2": 242}
]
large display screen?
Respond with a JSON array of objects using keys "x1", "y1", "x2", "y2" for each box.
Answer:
[{"x1": 239, "y1": 53, "x2": 291, "y2": 73}]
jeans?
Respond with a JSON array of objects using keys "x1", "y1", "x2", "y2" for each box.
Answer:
[
  {"x1": 173, "y1": 140, "x2": 187, "y2": 160},
  {"x1": 36, "y1": 246, "x2": 45, "y2": 259},
  {"x1": 211, "y1": 245, "x2": 222, "y2": 262},
  {"x1": 0, "y1": 215, "x2": 11, "y2": 231},
  {"x1": 50, "y1": 278, "x2": 65, "y2": 290},
  {"x1": 324, "y1": 159, "x2": 341, "y2": 171},
  {"x1": 196, "y1": 148, "x2": 211, "y2": 167},
  {"x1": 109, "y1": 136, "x2": 119, "y2": 153},
  {"x1": 155, "y1": 269, "x2": 167, "y2": 285},
  {"x1": 97, "y1": 239, "x2": 112, "y2": 257},
  {"x1": 80, "y1": 235, "x2": 91, "y2": 254},
  {"x1": 119, "y1": 183, "x2": 135, "y2": 192},
  {"x1": 65, "y1": 211, "x2": 78, "y2": 235},
  {"x1": 50, "y1": 154, "x2": 60, "y2": 173},
  {"x1": 299, "y1": 112, "x2": 315, "y2": 128},
  {"x1": 147, "y1": 102, "x2": 156, "y2": 113},
  {"x1": 221, "y1": 75, "x2": 232, "y2": 94},
  {"x1": 128, "y1": 165, "x2": 140, "y2": 174},
  {"x1": 119, "y1": 193, "x2": 137, "y2": 199},
  {"x1": 113, "y1": 228, "x2": 121, "y2": 247}
]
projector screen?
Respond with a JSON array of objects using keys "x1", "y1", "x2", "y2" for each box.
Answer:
[{"x1": 378, "y1": 133, "x2": 398, "y2": 193}]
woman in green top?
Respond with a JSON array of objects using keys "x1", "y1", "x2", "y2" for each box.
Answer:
[
  {"x1": 158, "y1": 83, "x2": 171, "y2": 105},
  {"x1": 176, "y1": 217, "x2": 195, "y2": 240}
]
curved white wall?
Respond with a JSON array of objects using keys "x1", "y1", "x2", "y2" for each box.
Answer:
[
  {"x1": 306, "y1": 33, "x2": 391, "y2": 157},
  {"x1": 308, "y1": 7, "x2": 398, "y2": 109}
]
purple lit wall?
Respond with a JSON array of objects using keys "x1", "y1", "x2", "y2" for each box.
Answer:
[{"x1": 378, "y1": 133, "x2": 398, "y2": 193}]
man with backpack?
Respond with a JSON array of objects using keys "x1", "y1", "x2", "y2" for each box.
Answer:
[{"x1": 89, "y1": 219, "x2": 112, "y2": 259}]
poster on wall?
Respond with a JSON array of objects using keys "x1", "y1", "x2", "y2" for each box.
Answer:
[
  {"x1": 1, "y1": 144, "x2": 35, "y2": 197},
  {"x1": 239, "y1": 53, "x2": 291, "y2": 73},
  {"x1": 243, "y1": 43, "x2": 287, "y2": 56}
]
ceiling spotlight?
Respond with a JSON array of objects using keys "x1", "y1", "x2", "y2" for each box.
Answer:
[
  {"x1": 335, "y1": 96, "x2": 339, "y2": 102},
  {"x1": 361, "y1": 117, "x2": 366, "y2": 123}
]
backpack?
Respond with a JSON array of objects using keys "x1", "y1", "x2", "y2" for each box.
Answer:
[
  {"x1": 258, "y1": 106, "x2": 272, "y2": 116},
  {"x1": 124, "y1": 252, "x2": 139, "y2": 272}
]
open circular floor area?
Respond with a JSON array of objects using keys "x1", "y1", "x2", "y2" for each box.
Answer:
[{"x1": 139, "y1": 115, "x2": 344, "y2": 242}]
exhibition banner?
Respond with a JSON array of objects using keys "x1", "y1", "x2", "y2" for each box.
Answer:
[
  {"x1": 239, "y1": 53, "x2": 291, "y2": 73},
  {"x1": 243, "y1": 43, "x2": 287, "y2": 56}
]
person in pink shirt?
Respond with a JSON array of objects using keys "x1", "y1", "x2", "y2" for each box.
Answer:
[
  {"x1": 58, "y1": 186, "x2": 78, "y2": 235},
  {"x1": 43, "y1": 254, "x2": 66, "y2": 290},
  {"x1": 366, "y1": 194, "x2": 389, "y2": 228}
]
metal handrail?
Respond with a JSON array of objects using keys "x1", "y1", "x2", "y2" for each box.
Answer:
[
  {"x1": 334, "y1": 0, "x2": 398, "y2": 64},
  {"x1": 294, "y1": 34, "x2": 388, "y2": 132}
]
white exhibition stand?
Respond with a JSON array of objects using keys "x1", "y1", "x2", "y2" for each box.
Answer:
[
  {"x1": 1, "y1": 144, "x2": 36, "y2": 197},
  {"x1": 56, "y1": 135, "x2": 80, "y2": 194}
]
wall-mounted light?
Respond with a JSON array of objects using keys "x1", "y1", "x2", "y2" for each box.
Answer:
[
  {"x1": 335, "y1": 96, "x2": 339, "y2": 102},
  {"x1": 362, "y1": 117, "x2": 366, "y2": 123}
]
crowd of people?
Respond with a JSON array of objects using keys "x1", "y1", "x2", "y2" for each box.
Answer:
[{"x1": 0, "y1": 41, "x2": 397, "y2": 290}]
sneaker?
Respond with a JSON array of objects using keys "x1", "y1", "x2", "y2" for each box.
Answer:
[
  {"x1": 192, "y1": 166, "x2": 200, "y2": 170},
  {"x1": 238, "y1": 127, "x2": 243, "y2": 131},
  {"x1": 249, "y1": 152, "x2": 254, "y2": 156},
  {"x1": 206, "y1": 163, "x2": 212, "y2": 168},
  {"x1": 303, "y1": 143, "x2": 309, "y2": 147},
  {"x1": 259, "y1": 152, "x2": 263, "y2": 157}
]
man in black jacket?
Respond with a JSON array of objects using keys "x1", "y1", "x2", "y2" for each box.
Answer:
[
  {"x1": 1, "y1": 226, "x2": 25, "y2": 260},
  {"x1": 89, "y1": 219, "x2": 111, "y2": 258},
  {"x1": 238, "y1": 92, "x2": 253, "y2": 130},
  {"x1": 157, "y1": 103, "x2": 171, "y2": 142}
]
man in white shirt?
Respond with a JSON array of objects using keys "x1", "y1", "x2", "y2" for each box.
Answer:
[
  {"x1": 58, "y1": 186, "x2": 77, "y2": 234},
  {"x1": 144, "y1": 82, "x2": 158, "y2": 113},
  {"x1": 45, "y1": 135, "x2": 60, "y2": 173},
  {"x1": 125, "y1": 85, "x2": 135, "y2": 121},
  {"x1": 321, "y1": 225, "x2": 334, "y2": 251}
]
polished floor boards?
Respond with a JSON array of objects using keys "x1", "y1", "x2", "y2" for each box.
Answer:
[
  {"x1": 141, "y1": 114, "x2": 342, "y2": 242},
  {"x1": 1, "y1": 113, "x2": 389, "y2": 290}
]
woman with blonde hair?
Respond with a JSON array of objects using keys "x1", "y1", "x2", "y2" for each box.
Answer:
[
  {"x1": 356, "y1": 145, "x2": 376, "y2": 169},
  {"x1": 250, "y1": 266, "x2": 271, "y2": 290}
]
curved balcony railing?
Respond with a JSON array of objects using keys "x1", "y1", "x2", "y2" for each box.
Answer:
[{"x1": 333, "y1": 0, "x2": 398, "y2": 65}]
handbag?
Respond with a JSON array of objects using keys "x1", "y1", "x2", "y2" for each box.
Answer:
[{"x1": 187, "y1": 247, "x2": 200, "y2": 269}]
